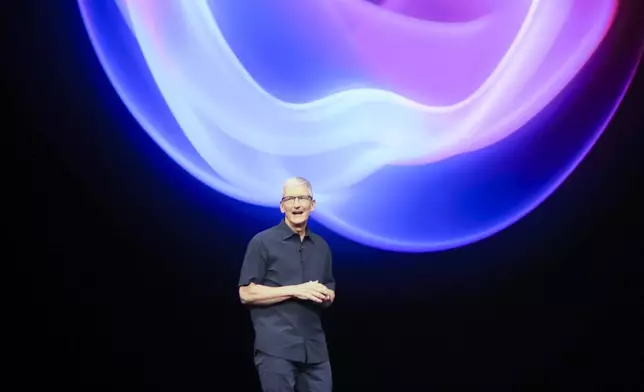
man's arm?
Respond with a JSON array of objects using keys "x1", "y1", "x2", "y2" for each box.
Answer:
[
  {"x1": 237, "y1": 236, "x2": 329, "y2": 306},
  {"x1": 239, "y1": 283, "x2": 293, "y2": 306},
  {"x1": 238, "y1": 236, "x2": 278, "y2": 305},
  {"x1": 240, "y1": 282, "x2": 330, "y2": 306}
]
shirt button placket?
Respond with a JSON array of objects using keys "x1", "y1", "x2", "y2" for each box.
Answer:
[{"x1": 299, "y1": 242, "x2": 304, "y2": 282}]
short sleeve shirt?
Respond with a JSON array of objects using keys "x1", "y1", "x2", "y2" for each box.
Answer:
[{"x1": 238, "y1": 220, "x2": 335, "y2": 363}]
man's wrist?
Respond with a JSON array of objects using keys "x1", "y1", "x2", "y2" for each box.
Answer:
[{"x1": 278, "y1": 285, "x2": 297, "y2": 297}]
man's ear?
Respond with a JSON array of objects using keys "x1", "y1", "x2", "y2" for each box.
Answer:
[
  {"x1": 279, "y1": 203, "x2": 285, "y2": 213},
  {"x1": 310, "y1": 200, "x2": 316, "y2": 212}
]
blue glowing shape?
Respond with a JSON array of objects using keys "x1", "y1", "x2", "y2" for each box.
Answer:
[{"x1": 77, "y1": 0, "x2": 641, "y2": 252}]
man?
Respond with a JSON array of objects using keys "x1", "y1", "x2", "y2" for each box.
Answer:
[{"x1": 238, "y1": 177, "x2": 336, "y2": 392}]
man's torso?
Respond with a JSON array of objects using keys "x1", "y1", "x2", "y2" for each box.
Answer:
[{"x1": 246, "y1": 221, "x2": 333, "y2": 363}]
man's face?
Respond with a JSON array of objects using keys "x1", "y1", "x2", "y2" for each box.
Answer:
[{"x1": 280, "y1": 184, "x2": 315, "y2": 227}]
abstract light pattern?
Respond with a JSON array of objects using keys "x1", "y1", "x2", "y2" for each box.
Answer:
[{"x1": 78, "y1": 0, "x2": 640, "y2": 252}]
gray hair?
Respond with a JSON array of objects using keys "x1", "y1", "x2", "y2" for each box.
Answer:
[{"x1": 282, "y1": 176, "x2": 313, "y2": 197}]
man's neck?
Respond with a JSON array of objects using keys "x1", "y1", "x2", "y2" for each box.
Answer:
[{"x1": 284, "y1": 218, "x2": 307, "y2": 238}]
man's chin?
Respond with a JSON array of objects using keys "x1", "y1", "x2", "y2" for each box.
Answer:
[{"x1": 289, "y1": 215, "x2": 307, "y2": 226}]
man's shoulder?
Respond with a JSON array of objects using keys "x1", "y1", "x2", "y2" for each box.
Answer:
[
  {"x1": 249, "y1": 224, "x2": 282, "y2": 243},
  {"x1": 310, "y1": 231, "x2": 330, "y2": 250}
]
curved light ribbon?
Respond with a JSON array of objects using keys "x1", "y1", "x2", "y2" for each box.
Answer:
[
  {"x1": 79, "y1": 0, "x2": 638, "y2": 252},
  {"x1": 117, "y1": 0, "x2": 615, "y2": 202}
]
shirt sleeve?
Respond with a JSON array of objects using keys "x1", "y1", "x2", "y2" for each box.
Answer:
[
  {"x1": 323, "y1": 248, "x2": 336, "y2": 291},
  {"x1": 238, "y1": 236, "x2": 267, "y2": 287}
]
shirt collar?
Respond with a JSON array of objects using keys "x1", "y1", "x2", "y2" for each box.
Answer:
[{"x1": 278, "y1": 218, "x2": 314, "y2": 242}]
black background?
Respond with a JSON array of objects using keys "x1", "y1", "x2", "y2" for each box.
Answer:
[{"x1": 16, "y1": 1, "x2": 643, "y2": 390}]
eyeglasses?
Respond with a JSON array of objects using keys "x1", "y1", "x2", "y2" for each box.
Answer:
[{"x1": 281, "y1": 195, "x2": 313, "y2": 204}]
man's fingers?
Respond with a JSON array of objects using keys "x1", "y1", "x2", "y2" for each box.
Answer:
[
  {"x1": 312, "y1": 284, "x2": 329, "y2": 294},
  {"x1": 298, "y1": 293, "x2": 321, "y2": 302},
  {"x1": 307, "y1": 293, "x2": 323, "y2": 302},
  {"x1": 299, "y1": 283, "x2": 329, "y2": 302},
  {"x1": 311, "y1": 291, "x2": 326, "y2": 300},
  {"x1": 307, "y1": 284, "x2": 326, "y2": 293},
  {"x1": 306, "y1": 290, "x2": 327, "y2": 301}
]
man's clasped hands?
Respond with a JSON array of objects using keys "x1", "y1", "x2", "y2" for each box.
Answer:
[{"x1": 291, "y1": 280, "x2": 334, "y2": 303}]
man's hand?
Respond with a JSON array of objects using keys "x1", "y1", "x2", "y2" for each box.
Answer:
[
  {"x1": 326, "y1": 289, "x2": 335, "y2": 303},
  {"x1": 291, "y1": 281, "x2": 330, "y2": 303}
]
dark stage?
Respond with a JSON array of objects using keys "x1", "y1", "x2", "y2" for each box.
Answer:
[{"x1": 16, "y1": 1, "x2": 644, "y2": 390}]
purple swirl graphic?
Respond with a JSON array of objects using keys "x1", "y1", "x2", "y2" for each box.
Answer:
[{"x1": 78, "y1": 0, "x2": 641, "y2": 252}]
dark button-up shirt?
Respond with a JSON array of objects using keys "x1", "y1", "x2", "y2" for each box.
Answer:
[{"x1": 238, "y1": 219, "x2": 336, "y2": 363}]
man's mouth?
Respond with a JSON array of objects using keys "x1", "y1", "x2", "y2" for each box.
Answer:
[{"x1": 292, "y1": 211, "x2": 304, "y2": 216}]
